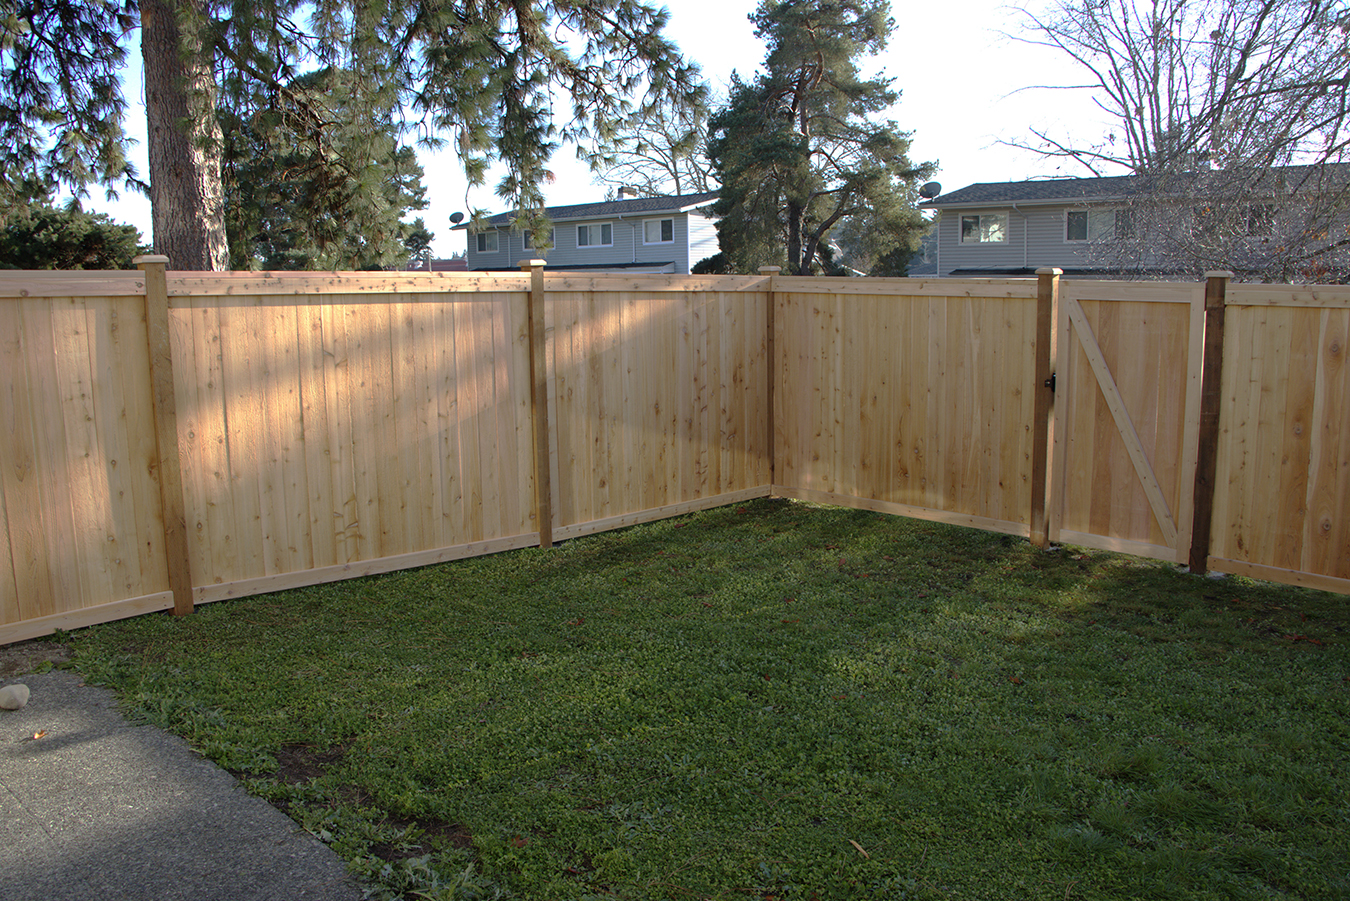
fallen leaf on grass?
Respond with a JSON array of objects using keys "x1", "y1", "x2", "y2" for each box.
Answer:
[
  {"x1": 1009, "y1": 676, "x2": 1024, "y2": 685},
  {"x1": 848, "y1": 839, "x2": 870, "y2": 859}
]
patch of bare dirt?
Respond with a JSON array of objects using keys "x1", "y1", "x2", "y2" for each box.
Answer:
[{"x1": 0, "y1": 640, "x2": 71, "y2": 678}]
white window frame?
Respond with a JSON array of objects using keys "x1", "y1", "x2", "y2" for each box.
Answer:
[
  {"x1": 1065, "y1": 208, "x2": 1125, "y2": 243},
  {"x1": 959, "y1": 212, "x2": 1008, "y2": 244},
  {"x1": 643, "y1": 218, "x2": 675, "y2": 245},
  {"x1": 577, "y1": 222, "x2": 613, "y2": 248},
  {"x1": 523, "y1": 228, "x2": 554, "y2": 250},
  {"x1": 474, "y1": 231, "x2": 499, "y2": 254}
]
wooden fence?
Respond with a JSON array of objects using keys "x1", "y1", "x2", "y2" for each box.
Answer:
[{"x1": 1, "y1": 262, "x2": 1346, "y2": 645}]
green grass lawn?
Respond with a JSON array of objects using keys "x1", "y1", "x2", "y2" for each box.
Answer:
[{"x1": 62, "y1": 499, "x2": 1349, "y2": 900}]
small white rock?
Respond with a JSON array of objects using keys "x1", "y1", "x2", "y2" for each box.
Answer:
[{"x1": 0, "y1": 684, "x2": 30, "y2": 710}]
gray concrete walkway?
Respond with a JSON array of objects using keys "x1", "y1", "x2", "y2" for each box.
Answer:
[{"x1": 0, "y1": 671, "x2": 362, "y2": 901}]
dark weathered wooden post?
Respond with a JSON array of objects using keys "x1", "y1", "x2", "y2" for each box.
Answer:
[
  {"x1": 1030, "y1": 267, "x2": 1061, "y2": 549},
  {"x1": 1189, "y1": 270, "x2": 1232, "y2": 574}
]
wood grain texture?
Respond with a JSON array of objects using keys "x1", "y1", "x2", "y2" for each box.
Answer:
[
  {"x1": 1212, "y1": 301, "x2": 1350, "y2": 582},
  {"x1": 774, "y1": 288, "x2": 1038, "y2": 527},
  {"x1": 1055, "y1": 282, "x2": 1198, "y2": 557},
  {"x1": 6, "y1": 273, "x2": 1349, "y2": 645}
]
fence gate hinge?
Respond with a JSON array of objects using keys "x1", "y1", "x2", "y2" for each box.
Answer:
[{"x1": 1044, "y1": 372, "x2": 1056, "y2": 393}]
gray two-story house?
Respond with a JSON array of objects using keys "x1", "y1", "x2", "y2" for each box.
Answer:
[
  {"x1": 920, "y1": 167, "x2": 1350, "y2": 281},
  {"x1": 919, "y1": 176, "x2": 1152, "y2": 278},
  {"x1": 456, "y1": 189, "x2": 720, "y2": 273}
]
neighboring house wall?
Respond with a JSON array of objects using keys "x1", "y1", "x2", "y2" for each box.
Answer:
[
  {"x1": 936, "y1": 208, "x2": 1021, "y2": 274},
  {"x1": 933, "y1": 204, "x2": 1174, "y2": 276},
  {"x1": 463, "y1": 195, "x2": 719, "y2": 273},
  {"x1": 685, "y1": 210, "x2": 720, "y2": 271}
]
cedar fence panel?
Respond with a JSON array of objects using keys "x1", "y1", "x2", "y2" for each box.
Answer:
[
  {"x1": 772, "y1": 277, "x2": 1041, "y2": 535},
  {"x1": 4, "y1": 269, "x2": 1348, "y2": 647},
  {"x1": 543, "y1": 275, "x2": 773, "y2": 541},
  {"x1": 1049, "y1": 280, "x2": 1205, "y2": 562},
  {"x1": 169, "y1": 277, "x2": 541, "y2": 605},
  {"x1": 1207, "y1": 285, "x2": 1350, "y2": 592},
  {"x1": 0, "y1": 277, "x2": 175, "y2": 640}
]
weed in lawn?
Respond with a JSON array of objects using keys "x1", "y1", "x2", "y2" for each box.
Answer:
[{"x1": 62, "y1": 499, "x2": 1350, "y2": 901}]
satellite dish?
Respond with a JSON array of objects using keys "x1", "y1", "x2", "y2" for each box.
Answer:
[
  {"x1": 449, "y1": 212, "x2": 465, "y2": 224},
  {"x1": 918, "y1": 182, "x2": 942, "y2": 199}
]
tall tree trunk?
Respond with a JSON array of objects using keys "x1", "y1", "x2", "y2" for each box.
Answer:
[
  {"x1": 141, "y1": 0, "x2": 228, "y2": 270},
  {"x1": 786, "y1": 200, "x2": 802, "y2": 275}
]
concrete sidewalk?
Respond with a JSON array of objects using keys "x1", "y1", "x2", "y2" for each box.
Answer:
[{"x1": 0, "y1": 671, "x2": 362, "y2": 901}]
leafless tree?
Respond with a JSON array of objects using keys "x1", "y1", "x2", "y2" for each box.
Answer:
[
  {"x1": 579, "y1": 95, "x2": 717, "y2": 197},
  {"x1": 1011, "y1": 0, "x2": 1350, "y2": 174},
  {"x1": 1010, "y1": 0, "x2": 1350, "y2": 281}
]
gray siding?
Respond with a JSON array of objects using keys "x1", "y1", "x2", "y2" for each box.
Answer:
[
  {"x1": 936, "y1": 208, "x2": 1026, "y2": 275},
  {"x1": 935, "y1": 204, "x2": 1169, "y2": 276},
  {"x1": 466, "y1": 212, "x2": 707, "y2": 273}
]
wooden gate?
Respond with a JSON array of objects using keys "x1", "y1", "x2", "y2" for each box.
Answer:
[{"x1": 1048, "y1": 280, "x2": 1206, "y2": 563}]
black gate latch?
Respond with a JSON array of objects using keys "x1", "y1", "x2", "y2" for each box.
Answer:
[{"x1": 1044, "y1": 372, "x2": 1056, "y2": 393}]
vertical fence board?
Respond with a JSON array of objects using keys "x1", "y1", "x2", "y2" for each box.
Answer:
[
  {"x1": 297, "y1": 299, "x2": 336, "y2": 569},
  {"x1": 0, "y1": 300, "x2": 55, "y2": 622},
  {"x1": 1303, "y1": 309, "x2": 1349, "y2": 576}
]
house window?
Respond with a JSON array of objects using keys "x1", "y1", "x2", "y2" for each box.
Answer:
[
  {"x1": 1066, "y1": 209, "x2": 1127, "y2": 242},
  {"x1": 960, "y1": 213, "x2": 1007, "y2": 243},
  {"x1": 577, "y1": 223, "x2": 613, "y2": 247},
  {"x1": 475, "y1": 231, "x2": 499, "y2": 253},
  {"x1": 643, "y1": 218, "x2": 674, "y2": 244},
  {"x1": 523, "y1": 228, "x2": 554, "y2": 250}
]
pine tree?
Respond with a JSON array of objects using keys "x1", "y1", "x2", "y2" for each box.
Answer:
[
  {"x1": 0, "y1": 202, "x2": 145, "y2": 270},
  {"x1": 1, "y1": 0, "x2": 702, "y2": 270},
  {"x1": 707, "y1": 0, "x2": 933, "y2": 275},
  {"x1": 221, "y1": 68, "x2": 431, "y2": 271}
]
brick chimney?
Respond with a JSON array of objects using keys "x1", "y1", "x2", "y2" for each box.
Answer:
[{"x1": 618, "y1": 186, "x2": 639, "y2": 199}]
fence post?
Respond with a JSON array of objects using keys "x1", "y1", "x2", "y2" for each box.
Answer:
[
  {"x1": 1188, "y1": 270, "x2": 1232, "y2": 574},
  {"x1": 135, "y1": 255, "x2": 194, "y2": 616},
  {"x1": 1029, "y1": 268, "x2": 1061, "y2": 549},
  {"x1": 759, "y1": 266, "x2": 781, "y2": 491},
  {"x1": 522, "y1": 259, "x2": 553, "y2": 549}
]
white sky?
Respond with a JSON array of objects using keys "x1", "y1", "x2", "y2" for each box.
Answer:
[{"x1": 81, "y1": 0, "x2": 1115, "y2": 259}]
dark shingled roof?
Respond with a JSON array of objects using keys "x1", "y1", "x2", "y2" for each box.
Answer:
[
  {"x1": 920, "y1": 175, "x2": 1147, "y2": 208},
  {"x1": 455, "y1": 191, "x2": 719, "y2": 228},
  {"x1": 922, "y1": 164, "x2": 1350, "y2": 208}
]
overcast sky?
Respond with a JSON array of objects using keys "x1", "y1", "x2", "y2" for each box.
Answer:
[{"x1": 81, "y1": 0, "x2": 1115, "y2": 258}]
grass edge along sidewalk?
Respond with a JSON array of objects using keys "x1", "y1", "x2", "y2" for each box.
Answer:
[{"x1": 59, "y1": 499, "x2": 1350, "y2": 901}]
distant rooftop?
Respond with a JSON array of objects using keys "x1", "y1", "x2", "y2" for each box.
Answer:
[
  {"x1": 453, "y1": 191, "x2": 719, "y2": 229},
  {"x1": 921, "y1": 164, "x2": 1350, "y2": 208}
]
